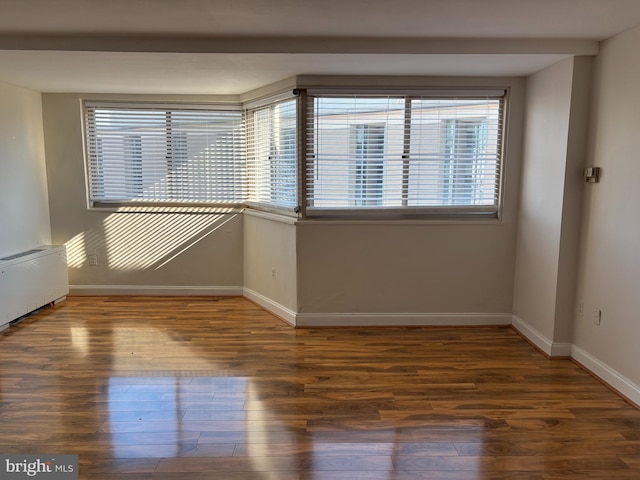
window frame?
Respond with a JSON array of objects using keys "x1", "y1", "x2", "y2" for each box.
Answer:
[
  {"x1": 244, "y1": 96, "x2": 298, "y2": 213},
  {"x1": 80, "y1": 87, "x2": 510, "y2": 222},
  {"x1": 301, "y1": 88, "x2": 508, "y2": 220},
  {"x1": 81, "y1": 100, "x2": 246, "y2": 210}
]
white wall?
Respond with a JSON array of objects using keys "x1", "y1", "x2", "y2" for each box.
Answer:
[
  {"x1": 555, "y1": 57, "x2": 592, "y2": 342},
  {"x1": 37, "y1": 77, "x2": 525, "y2": 324},
  {"x1": 243, "y1": 211, "x2": 297, "y2": 322},
  {"x1": 0, "y1": 81, "x2": 51, "y2": 258},
  {"x1": 293, "y1": 77, "x2": 525, "y2": 325},
  {"x1": 512, "y1": 59, "x2": 573, "y2": 342},
  {"x1": 297, "y1": 221, "x2": 516, "y2": 318},
  {"x1": 573, "y1": 25, "x2": 640, "y2": 388},
  {"x1": 512, "y1": 57, "x2": 590, "y2": 353}
]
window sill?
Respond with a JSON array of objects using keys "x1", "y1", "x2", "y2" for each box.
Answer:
[
  {"x1": 86, "y1": 204, "x2": 245, "y2": 215},
  {"x1": 85, "y1": 203, "x2": 504, "y2": 226},
  {"x1": 295, "y1": 217, "x2": 504, "y2": 226},
  {"x1": 243, "y1": 207, "x2": 298, "y2": 225}
]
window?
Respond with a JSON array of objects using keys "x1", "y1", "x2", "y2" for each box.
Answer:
[
  {"x1": 353, "y1": 124, "x2": 385, "y2": 207},
  {"x1": 84, "y1": 103, "x2": 245, "y2": 207},
  {"x1": 123, "y1": 135, "x2": 142, "y2": 198},
  {"x1": 304, "y1": 92, "x2": 505, "y2": 217},
  {"x1": 442, "y1": 119, "x2": 487, "y2": 205},
  {"x1": 245, "y1": 98, "x2": 297, "y2": 209},
  {"x1": 83, "y1": 88, "x2": 506, "y2": 219}
]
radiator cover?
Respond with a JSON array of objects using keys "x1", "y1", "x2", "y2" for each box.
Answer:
[{"x1": 0, "y1": 245, "x2": 69, "y2": 329}]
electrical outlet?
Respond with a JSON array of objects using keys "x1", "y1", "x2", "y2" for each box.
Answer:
[
  {"x1": 578, "y1": 302, "x2": 584, "y2": 317},
  {"x1": 88, "y1": 254, "x2": 98, "y2": 266},
  {"x1": 271, "y1": 267, "x2": 277, "y2": 279},
  {"x1": 593, "y1": 307, "x2": 601, "y2": 325}
]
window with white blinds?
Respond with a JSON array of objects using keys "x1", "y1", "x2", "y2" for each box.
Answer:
[
  {"x1": 84, "y1": 102, "x2": 245, "y2": 206},
  {"x1": 305, "y1": 92, "x2": 505, "y2": 216},
  {"x1": 245, "y1": 98, "x2": 297, "y2": 209},
  {"x1": 83, "y1": 90, "x2": 507, "y2": 218}
]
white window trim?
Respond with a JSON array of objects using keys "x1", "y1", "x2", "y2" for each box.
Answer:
[
  {"x1": 80, "y1": 86, "x2": 510, "y2": 222},
  {"x1": 82, "y1": 100, "x2": 247, "y2": 209},
  {"x1": 301, "y1": 88, "x2": 508, "y2": 219}
]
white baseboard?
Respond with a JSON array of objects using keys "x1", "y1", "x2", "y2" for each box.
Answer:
[
  {"x1": 69, "y1": 285, "x2": 243, "y2": 296},
  {"x1": 511, "y1": 315, "x2": 572, "y2": 357},
  {"x1": 571, "y1": 345, "x2": 640, "y2": 407},
  {"x1": 549, "y1": 342, "x2": 573, "y2": 357},
  {"x1": 242, "y1": 288, "x2": 297, "y2": 326},
  {"x1": 66, "y1": 286, "x2": 509, "y2": 329},
  {"x1": 296, "y1": 312, "x2": 512, "y2": 327}
]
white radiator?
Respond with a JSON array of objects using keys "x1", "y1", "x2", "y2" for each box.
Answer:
[{"x1": 0, "y1": 245, "x2": 69, "y2": 330}]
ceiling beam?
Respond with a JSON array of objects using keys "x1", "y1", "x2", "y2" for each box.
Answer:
[{"x1": 0, "y1": 35, "x2": 599, "y2": 56}]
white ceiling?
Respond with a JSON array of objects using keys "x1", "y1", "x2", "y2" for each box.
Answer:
[{"x1": 1, "y1": 0, "x2": 640, "y2": 94}]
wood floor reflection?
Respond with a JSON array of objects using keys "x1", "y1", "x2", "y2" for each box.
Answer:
[{"x1": 1, "y1": 296, "x2": 639, "y2": 479}]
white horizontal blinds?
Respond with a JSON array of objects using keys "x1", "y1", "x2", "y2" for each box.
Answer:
[
  {"x1": 306, "y1": 96, "x2": 406, "y2": 209},
  {"x1": 305, "y1": 93, "x2": 504, "y2": 215},
  {"x1": 408, "y1": 98, "x2": 502, "y2": 209},
  {"x1": 84, "y1": 103, "x2": 245, "y2": 205},
  {"x1": 245, "y1": 98, "x2": 297, "y2": 209}
]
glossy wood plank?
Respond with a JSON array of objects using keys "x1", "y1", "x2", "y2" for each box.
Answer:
[{"x1": 1, "y1": 296, "x2": 639, "y2": 479}]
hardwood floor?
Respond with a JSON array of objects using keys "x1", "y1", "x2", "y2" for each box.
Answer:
[{"x1": 1, "y1": 296, "x2": 639, "y2": 479}]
